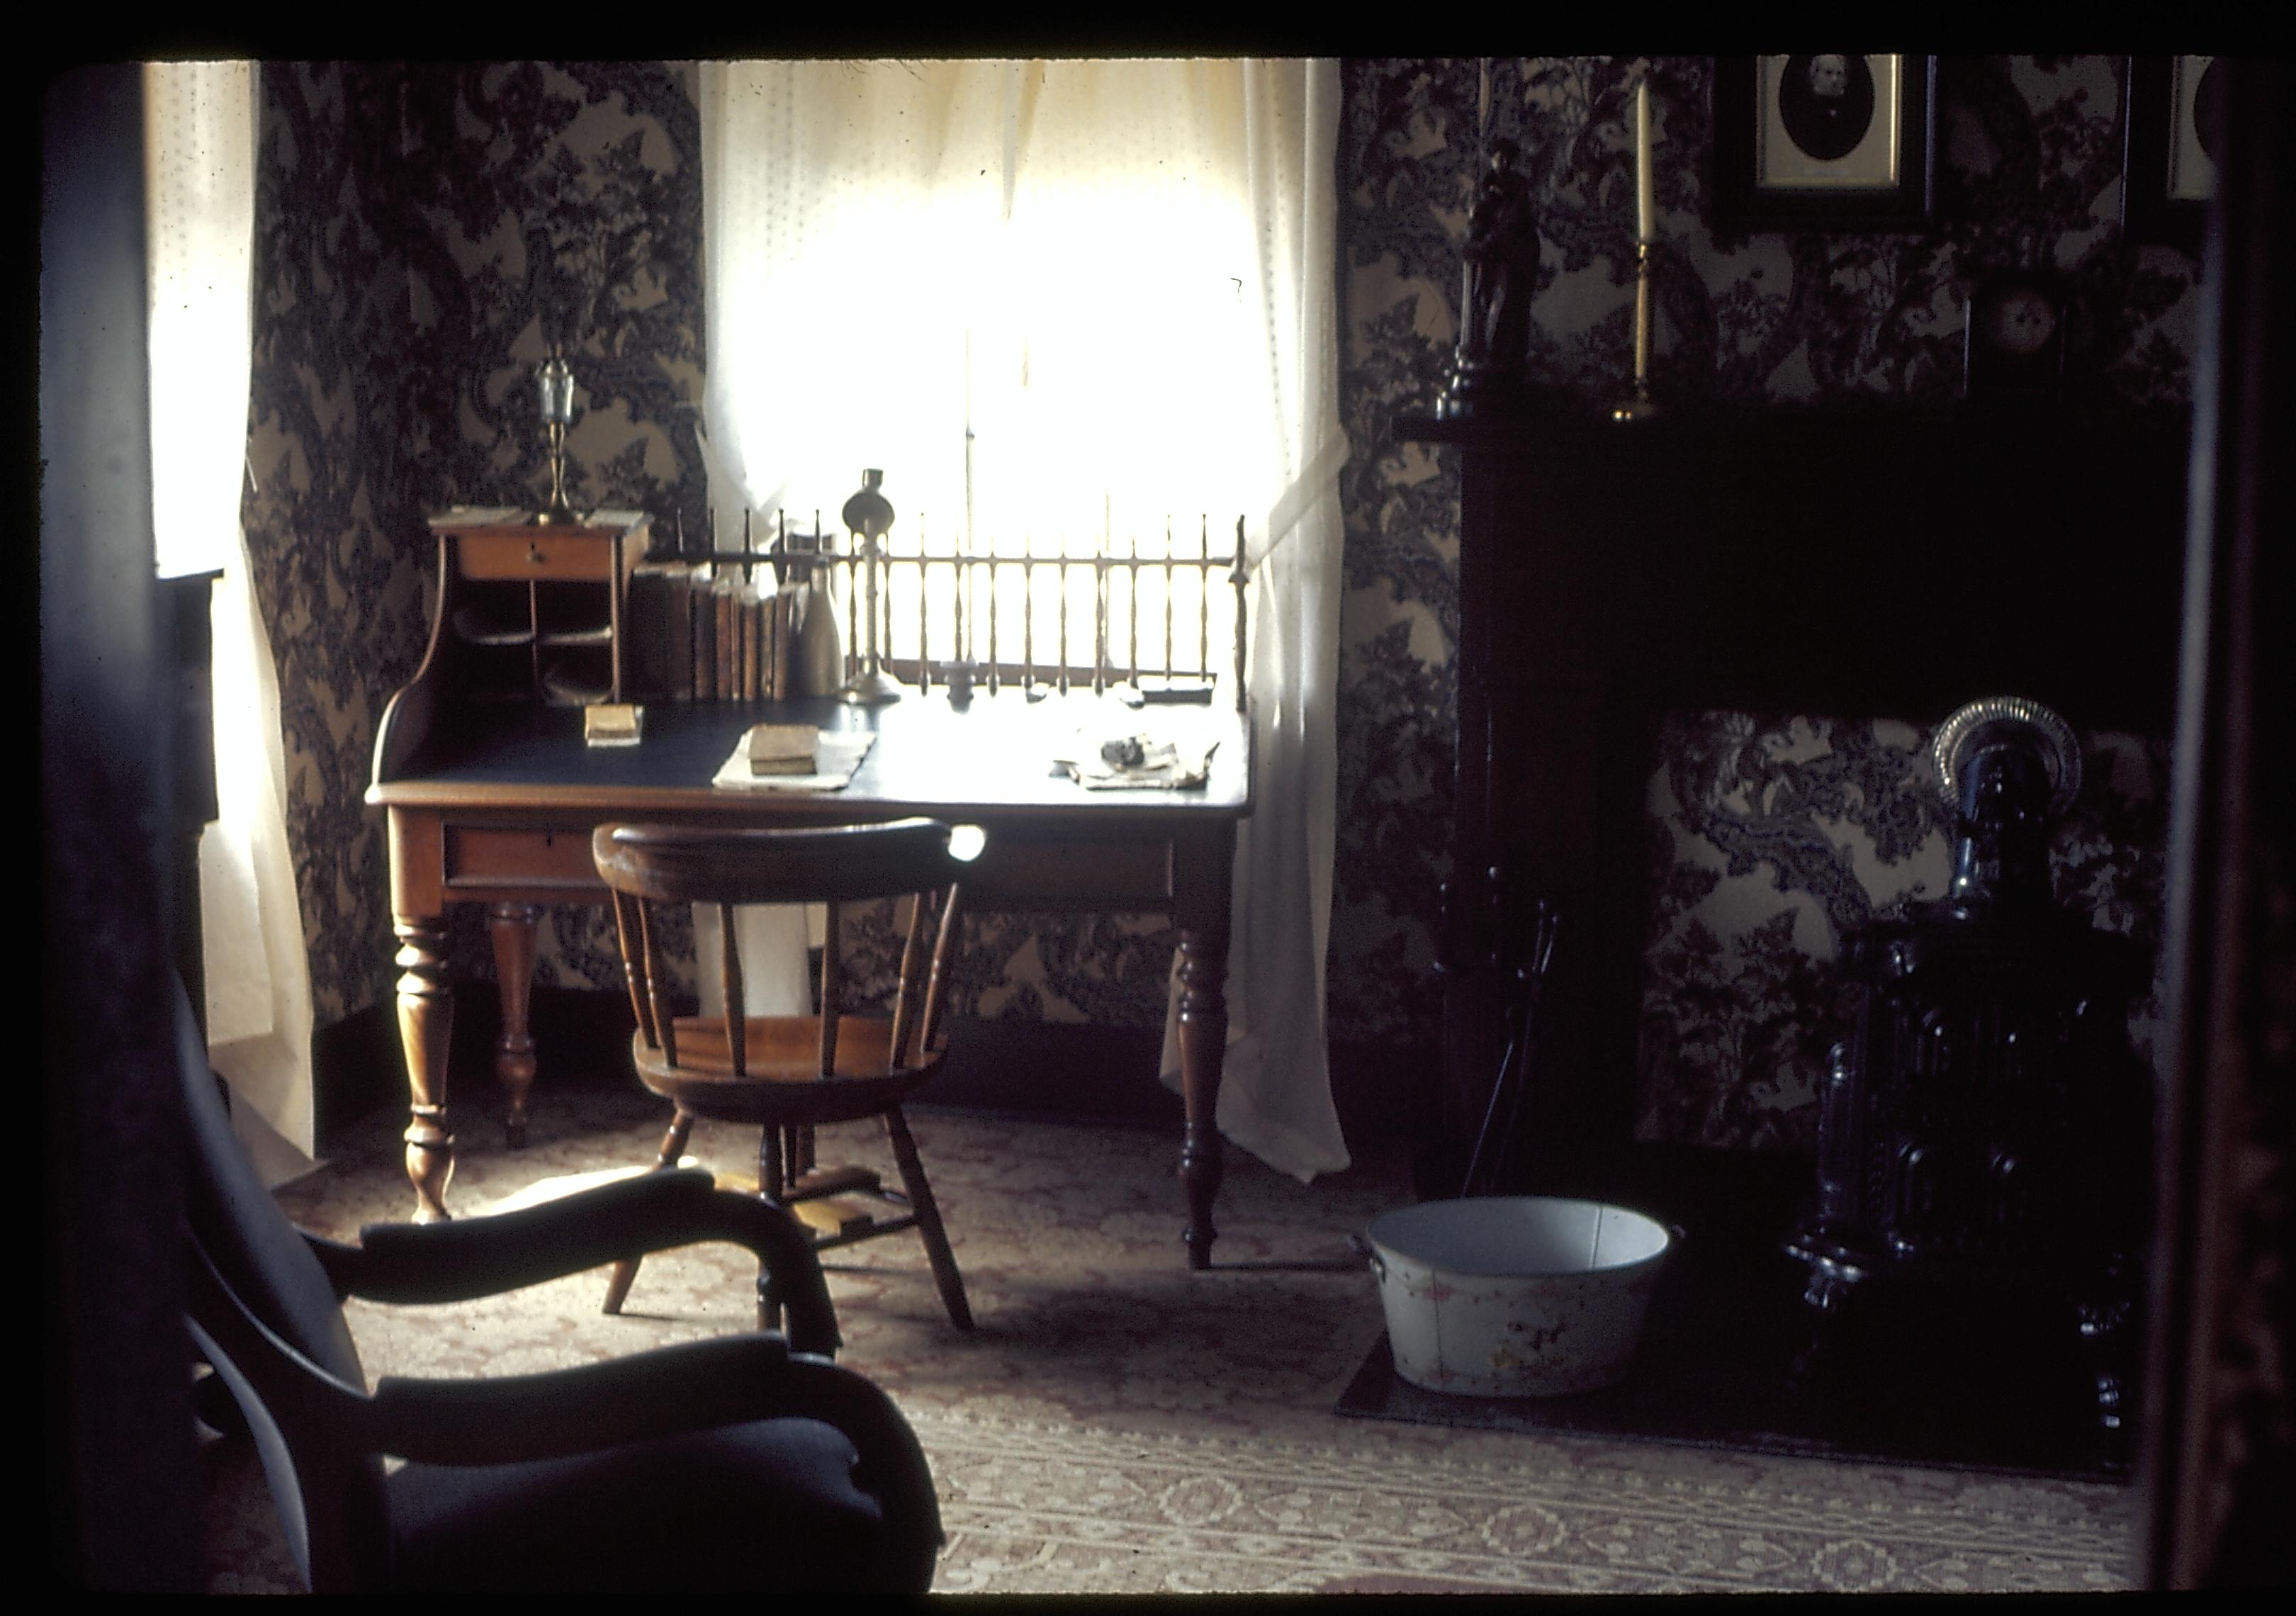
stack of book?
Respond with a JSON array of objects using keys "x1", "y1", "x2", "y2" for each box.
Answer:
[{"x1": 625, "y1": 554, "x2": 799, "y2": 702}]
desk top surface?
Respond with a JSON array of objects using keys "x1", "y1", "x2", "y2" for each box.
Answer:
[{"x1": 368, "y1": 688, "x2": 1253, "y2": 824}]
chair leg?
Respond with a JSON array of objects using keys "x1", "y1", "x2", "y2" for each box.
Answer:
[
  {"x1": 760, "y1": 1122, "x2": 785, "y2": 1203},
  {"x1": 602, "y1": 1109, "x2": 694, "y2": 1315},
  {"x1": 883, "y1": 1106, "x2": 972, "y2": 1331},
  {"x1": 754, "y1": 1125, "x2": 790, "y2": 1333}
]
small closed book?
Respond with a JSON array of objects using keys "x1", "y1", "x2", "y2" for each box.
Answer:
[
  {"x1": 744, "y1": 722, "x2": 818, "y2": 775},
  {"x1": 584, "y1": 702, "x2": 643, "y2": 747}
]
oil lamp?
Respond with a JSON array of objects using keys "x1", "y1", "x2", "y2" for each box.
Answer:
[{"x1": 532, "y1": 352, "x2": 578, "y2": 524}]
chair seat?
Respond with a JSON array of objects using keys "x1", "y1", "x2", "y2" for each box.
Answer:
[
  {"x1": 386, "y1": 1416, "x2": 894, "y2": 1591},
  {"x1": 632, "y1": 1016, "x2": 945, "y2": 1128}
]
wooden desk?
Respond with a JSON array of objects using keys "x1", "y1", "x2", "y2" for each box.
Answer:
[{"x1": 368, "y1": 688, "x2": 1252, "y2": 1267}]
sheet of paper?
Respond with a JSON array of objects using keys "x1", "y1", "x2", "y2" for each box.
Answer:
[
  {"x1": 710, "y1": 729, "x2": 874, "y2": 791},
  {"x1": 1051, "y1": 711, "x2": 1221, "y2": 790}
]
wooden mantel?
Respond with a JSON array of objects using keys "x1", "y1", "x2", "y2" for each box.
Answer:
[{"x1": 1397, "y1": 397, "x2": 2190, "y2": 1196}]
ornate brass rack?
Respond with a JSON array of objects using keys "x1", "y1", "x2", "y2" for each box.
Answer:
[{"x1": 692, "y1": 511, "x2": 1249, "y2": 712}]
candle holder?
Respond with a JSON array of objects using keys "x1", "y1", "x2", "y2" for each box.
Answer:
[
  {"x1": 837, "y1": 468, "x2": 905, "y2": 706},
  {"x1": 532, "y1": 353, "x2": 580, "y2": 522},
  {"x1": 1611, "y1": 241, "x2": 1662, "y2": 424},
  {"x1": 1614, "y1": 77, "x2": 1663, "y2": 425}
]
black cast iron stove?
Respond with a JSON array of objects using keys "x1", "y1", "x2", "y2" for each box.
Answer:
[{"x1": 1786, "y1": 697, "x2": 2153, "y2": 1434}]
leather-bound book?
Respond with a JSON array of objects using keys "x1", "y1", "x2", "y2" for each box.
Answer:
[
  {"x1": 690, "y1": 562, "x2": 716, "y2": 700},
  {"x1": 741, "y1": 575, "x2": 763, "y2": 700},
  {"x1": 769, "y1": 587, "x2": 794, "y2": 700},
  {"x1": 624, "y1": 559, "x2": 680, "y2": 700},
  {"x1": 714, "y1": 568, "x2": 738, "y2": 700}
]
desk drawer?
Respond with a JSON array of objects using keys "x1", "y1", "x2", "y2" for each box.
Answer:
[
  {"x1": 967, "y1": 837, "x2": 1171, "y2": 910},
  {"x1": 456, "y1": 532, "x2": 616, "y2": 581},
  {"x1": 444, "y1": 826, "x2": 603, "y2": 890}
]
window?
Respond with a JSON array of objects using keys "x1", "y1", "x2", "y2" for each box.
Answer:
[
  {"x1": 702, "y1": 61, "x2": 1264, "y2": 692},
  {"x1": 699, "y1": 58, "x2": 1354, "y2": 1178}
]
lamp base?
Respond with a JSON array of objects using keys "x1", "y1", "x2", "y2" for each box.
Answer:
[{"x1": 837, "y1": 668, "x2": 906, "y2": 706}]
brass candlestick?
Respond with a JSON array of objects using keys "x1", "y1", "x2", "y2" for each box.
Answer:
[
  {"x1": 1614, "y1": 77, "x2": 1662, "y2": 425},
  {"x1": 1611, "y1": 241, "x2": 1662, "y2": 423}
]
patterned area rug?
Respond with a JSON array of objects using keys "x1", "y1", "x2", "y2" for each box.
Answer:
[{"x1": 205, "y1": 1083, "x2": 2136, "y2": 1593}]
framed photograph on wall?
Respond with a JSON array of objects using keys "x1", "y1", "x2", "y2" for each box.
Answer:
[
  {"x1": 2122, "y1": 56, "x2": 2223, "y2": 251},
  {"x1": 1711, "y1": 56, "x2": 1937, "y2": 235}
]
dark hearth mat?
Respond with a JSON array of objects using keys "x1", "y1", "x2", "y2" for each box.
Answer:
[{"x1": 1336, "y1": 1224, "x2": 2134, "y2": 1484}]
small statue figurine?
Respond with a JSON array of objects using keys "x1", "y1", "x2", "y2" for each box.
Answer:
[{"x1": 1439, "y1": 138, "x2": 1541, "y2": 419}]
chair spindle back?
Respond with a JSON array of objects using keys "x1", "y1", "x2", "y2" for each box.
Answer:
[{"x1": 593, "y1": 818, "x2": 977, "y2": 1082}]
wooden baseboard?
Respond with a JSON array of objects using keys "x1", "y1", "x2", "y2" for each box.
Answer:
[{"x1": 315, "y1": 986, "x2": 1438, "y2": 1162}]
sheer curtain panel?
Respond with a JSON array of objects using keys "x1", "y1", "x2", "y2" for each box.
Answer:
[
  {"x1": 699, "y1": 58, "x2": 1349, "y2": 1179},
  {"x1": 147, "y1": 61, "x2": 317, "y2": 1184}
]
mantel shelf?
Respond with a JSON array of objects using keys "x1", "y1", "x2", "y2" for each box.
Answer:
[{"x1": 1395, "y1": 398, "x2": 2190, "y2": 454}]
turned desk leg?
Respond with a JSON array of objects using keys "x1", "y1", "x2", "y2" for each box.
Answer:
[
  {"x1": 1175, "y1": 824, "x2": 1234, "y2": 1270},
  {"x1": 395, "y1": 919, "x2": 455, "y2": 1221},
  {"x1": 488, "y1": 902, "x2": 543, "y2": 1149}
]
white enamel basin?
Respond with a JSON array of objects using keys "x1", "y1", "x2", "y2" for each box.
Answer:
[{"x1": 1364, "y1": 1197, "x2": 1675, "y2": 1398}]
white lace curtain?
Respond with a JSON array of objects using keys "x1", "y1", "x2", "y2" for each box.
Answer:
[
  {"x1": 699, "y1": 58, "x2": 1349, "y2": 1179},
  {"x1": 147, "y1": 61, "x2": 317, "y2": 1186}
]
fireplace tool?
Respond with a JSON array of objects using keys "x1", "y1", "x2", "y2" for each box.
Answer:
[{"x1": 1460, "y1": 897, "x2": 1560, "y2": 1198}]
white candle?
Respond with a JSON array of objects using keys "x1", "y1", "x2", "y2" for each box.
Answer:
[{"x1": 1636, "y1": 80, "x2": 1655, "y2": 243}]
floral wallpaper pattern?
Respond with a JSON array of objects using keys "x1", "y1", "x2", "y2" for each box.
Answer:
[
  {"x1": 245, "y1": 61, "x2": 1181, "y2": 1030},
  {"x1": 244, "y1": 60, "x2": 711, "y2": 1021},
  {"x1": 243, "y1": 62, "x2": 435, "y2": 1027},
  {"x1": 1633, "y1": 714, "x2": 2171, "y2": 1150},
  {"x1": 248, "y1": 57, "x2": 2196, "y2": 1149},
  {"x1": 1334, "y1": 55, "x2": 2197, "y2": 1147}
]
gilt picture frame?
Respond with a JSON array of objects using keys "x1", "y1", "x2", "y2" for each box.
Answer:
[
  {"x1": 2122, "y1": 55, "x2": 2222, "y2": 252},
  {"x1": 1710, "y1": 55, "x2": 1937, "y2": 235}
]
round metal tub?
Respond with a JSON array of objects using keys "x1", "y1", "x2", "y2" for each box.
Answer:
[{"x1": 1363, "y1": 1196, "x2": 1676, "y2": 1398}]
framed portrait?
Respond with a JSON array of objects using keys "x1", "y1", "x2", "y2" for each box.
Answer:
[
  {"x1": 2122, "y1": 56, "x2": 2224, "y2": 250},
  {"x1": 1710, "y1": 56, "x2": 1936, "y2": 235}
]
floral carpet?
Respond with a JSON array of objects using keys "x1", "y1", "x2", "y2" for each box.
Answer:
[{"x1": 206, "y1": 1083, "x2": 2136, "y2": 1593}]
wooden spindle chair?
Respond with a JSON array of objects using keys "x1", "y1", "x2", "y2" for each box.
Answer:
[{"x1": 594, "y1": 817, "x2": 975, "y2": 1331}]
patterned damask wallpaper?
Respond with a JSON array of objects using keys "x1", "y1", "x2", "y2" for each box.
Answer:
[
  {"x1": 1635, "y1": 716, "x2": 2170, "y2": 1150},
  {"x1": 242, "y1": 60, "x2": 1183, "y2": 1032},
  {"x1": 242, "y1": 62, "x2": 434, "y2": 1030},
  {"x1": 1332, "y1": 56, "x2": 2197, "y2": 1145},
  {"x1": 246, "y1": 58, "x2": 2196, "y2": 1149}
]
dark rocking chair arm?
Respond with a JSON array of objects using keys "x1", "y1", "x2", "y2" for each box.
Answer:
[
  {"x1": 366, "y1": 1332, "x2": 796, "y2": 1460},
  {"x1": 371, "y1": 1347, "x2": 945, "y2": 1590},
  {"x1": 305, "y1": 1169, "x2": 840, "y2": 1356},
  {"x1": 190, "y1": 1250, "x2": 940, "y2": 1592}
]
